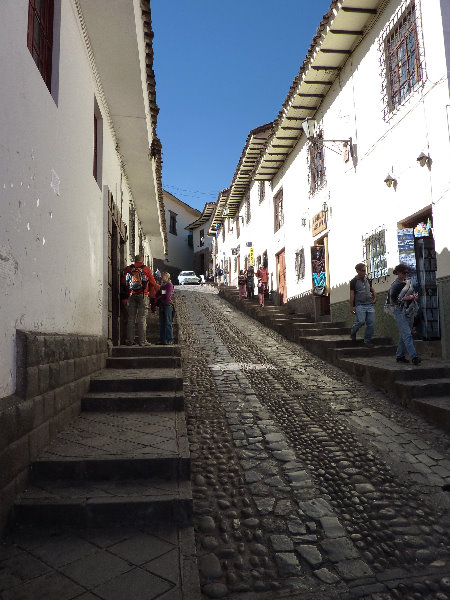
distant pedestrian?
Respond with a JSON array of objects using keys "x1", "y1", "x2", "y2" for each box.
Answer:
[
  {"x1": 238, "y1": 270, "x2": 247, "y2": 300},
  {"x1": 156, "y1": 272, "x2": 174, "y2": 345},
  {"x1": 389, "y1": 263, "x2": 420, "y2": 365},
  {"x1": 349, "y1": 263, "x2": 377, "y2": 346},
  {"x1": 122, "y1": 254, "x2": 158, "y2": 346},
  {"x1": 256, "y1": 264, "x2": 268, "y2": 307},
  {"x1": 154, "y1": 268, "x2": 161, "y2": 284},
  {"x1": 246, "y1": 265, "x2": 255, "y2": 299}
]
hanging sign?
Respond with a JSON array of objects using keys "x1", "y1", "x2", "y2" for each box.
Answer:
[
  {"x1": 312, "y1": 211, "x2": 327, "y2": 236},
  {"x1": 249, "y1": 248, "x2": 254, "y2": 265}
]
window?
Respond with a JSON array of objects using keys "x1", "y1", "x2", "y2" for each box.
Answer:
[
  {"x1": 169, "y1": 211, "x2": 177, "y2": 235},
  {"x1": 27, "y1": 0, "x2": 54, "y2": 90},
  {"x1": 93, "y1": 98, "x2": 103, "y2": 185},
  {"x1": 129, "y1": 205, "x2": 136, "y2": 257},
  {"x1": 258, "y1": 181, "x2": 265, "y2": 204},
  {"x1": 245, "y1": 194, "x2": 251, "y2": 224},
  {"x1": 200, "y1": 229, "x2": 205, "y2": 247},
  {"x1": 381, "y1": 2, "x2": 423, "y2": 116},
  {"x1": 236, "y1": 216, "x2": 240, "y2": 239},
  {"x1": 308, "y1": 133, "x2": 325, "y2": 194},
  {"x1": 363, "y1": 230, "x2": 387, "y2": 280},
  {"x1": 274, "y1": 189, "x2": 284, "y2": 232}
]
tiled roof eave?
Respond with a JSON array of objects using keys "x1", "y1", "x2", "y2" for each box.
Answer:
[{"x1": 255, "y1": 0, "x2": 382, "y2": 179}]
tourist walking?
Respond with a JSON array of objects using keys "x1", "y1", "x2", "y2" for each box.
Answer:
[
  {"x1": 246, "y1": 265, "x2": 255, "y2": 300},
  {"x1": 156, "y1": 272, "x2": 174, "y2": 345},
  {"x1": 238, "y1": 270, "x2": 247, "y2": 300},
  {"x1": 349, "y1": 263, "x2": 377, "y2": 346},
  {"x1": 123, "y1": 254, "x2": 158, "y2": 346},
  {"x1": 389, "y1": 263, "x2": 420, "y2": 365},
  {"x1": 256, "y1": 264, "x2": 268, "y2": 307}
]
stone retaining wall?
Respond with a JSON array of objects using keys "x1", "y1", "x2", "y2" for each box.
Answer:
[{"x1": 0, "y1": 331, "x2": 107, "y2": 533}]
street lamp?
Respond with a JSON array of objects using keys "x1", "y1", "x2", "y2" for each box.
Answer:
[{"x1": 384, "y1": 173, "x2": 397, "y2": 188}]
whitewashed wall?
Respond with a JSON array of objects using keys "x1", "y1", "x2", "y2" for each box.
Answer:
[
  {"x1": 0, "y1": 1, "x2": 149, "y2": 397},
  {"x1": 217, "y1": 0, "x2": 450, "y2": 307},
  {"x1": 162, "y1": 191, "x2": 200, "y2": 271}
]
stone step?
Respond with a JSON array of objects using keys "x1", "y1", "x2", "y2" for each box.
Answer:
[
  {"x1": 296, "y1": 327, "x2": 350, "y2": 337},
  {"x1": 28, "y1": 411, "x2": 190, "y2": 481},
  {"x1": 394, "y1": 378, "x2": 450, "y2": 400},
  {"x1": 81, "y1": 390, "x2": 184, "y2": 412},
  {"x1": 337, "y1": 356, "x2": 450, "y2": 394},
  {"x1": 112, "y1": 344, "x2": 181, "y2": 357},
  {"x1": 14, "y1": 478, "x2": 193, "y2": 527},
  {"x1": 405, "y1": 396, "x2": 450, "y2": 431},
  {"x1": 106, "y1": 355, "x2": 181, "y2": 369},
  {"x1": 333, "y1": 344, "x2": 396, "y2": 359},
  {"x1": 89, "y1": 368, "x2": 183, "y2": 392}
]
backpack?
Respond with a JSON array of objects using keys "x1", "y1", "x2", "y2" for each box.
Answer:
[
  {"x1": 126, "y1": 265, "x2": 148, "y2": 293},
  {"x1": 384, "y1": 290, "x2": 396, "y2": 318},
  {"x1": 238, "y1": 274, "x2": 246, "y2": 285}
]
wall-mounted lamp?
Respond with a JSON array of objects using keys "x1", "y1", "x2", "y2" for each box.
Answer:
[
  {"x1": 301, "y1": 217, "x2": 307, "y2": 227},
  {"x1": 384, "y1": 173, "x2": 397, "y2": 188},
  {"x1": 416, "y1": 152, "x2": 432, "y2": 168},
  {"x1": 222, "y1": 207, "x2": 229, "y2": 216},
  {"x1": 301, "y1": 118, "x2": 353, "y2": 158},
  {"x1": 322, "y1": 201, "x2": 328, "y2": 214},
  {"x1": 239, "y1": 216, "x2": 244, "y2": 223}
]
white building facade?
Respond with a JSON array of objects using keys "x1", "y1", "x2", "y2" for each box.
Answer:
[
  {"x1": 156, "y1": 190, "x2": 200, "y2": 280},
  {"x1": 186, "y1": 202, "x2": 216, "y2": 278},
  {"x1": 0, "y1": 0, "x2": 164, "y2": 530},
  {"x1": 210, "y1": 0, "x2": 450, "y2": 358}
]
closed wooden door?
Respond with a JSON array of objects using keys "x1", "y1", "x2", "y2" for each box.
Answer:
[{"x1": 277, "y1": 250, "x2": 287, "y2": 304}]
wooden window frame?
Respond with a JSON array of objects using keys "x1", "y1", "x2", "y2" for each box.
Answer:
[
  {"x1": 258, "y1": 181, "x2": 265, "y2": 204},
  {"x1": 308, "y1": 134, "x2": 326, "y2": 195},
  {"x1": 385, "y1": 2, "x2": 421, "y2": 112},
  {"x1": 27, "y1": 0, "x2": 54, "y2": 90},
  {"x1": 199, "y1": 229, "x2": 205, "y2": 247},
  {"x1": 169, "y1": 211, "x2": 177, "y2": 235},
  {"x1": 274, "y1": 189, "x2": 284, "y2": 232}
]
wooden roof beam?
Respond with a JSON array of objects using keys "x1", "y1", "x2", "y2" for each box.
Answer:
[
  {"x1": 330, "y1": 29, "x2": 364, "y2": 35},
  {"x1": 297, "y1": 93, "x2": 325, "y2": 97},
  {"x1": 320, "y1": 49, "x2": 352, "y2": 54},
  {"x1": 304, "y1": 80, "x2": 333, "y2": 85},
  {"x1": 341, "y1": 7, "x2": 377, "y2": 14}
]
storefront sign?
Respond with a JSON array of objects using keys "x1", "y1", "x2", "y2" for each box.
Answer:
[
  {"x1": 312, "y1": 211, "x2": 327, "y2": 236},
  {"x1": 249, "y1": 248, "x2": 254, "y2": 265},
  {"x1": 397, "y1": 228, "x2": 416, "y2": 272}
]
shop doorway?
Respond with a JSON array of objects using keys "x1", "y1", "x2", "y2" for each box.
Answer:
[
  {"x1": 311, "y1": 235, "x2": 330, "y2": 317},
  {"x1": 277, "y1": 249, "x2": 287, "y2": 304},
  {"x1": 399, "y1": 209, "x2": 439, "y2": 339},
  {"x1": 107, "y1": 190, "x2": 127, "y2": 346}
]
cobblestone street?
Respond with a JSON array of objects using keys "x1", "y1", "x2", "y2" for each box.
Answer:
[{"x1": 177, "y1": 286, "x2": 450, "y2": 600}]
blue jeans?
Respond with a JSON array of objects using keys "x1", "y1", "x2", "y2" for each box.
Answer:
[
  {"x1": 394, "y1": 307, "x2": 418, "y2": 359},
  {"x1": 351, "y1": 304, "x2": 375, "y2": 342},
  {"x1": 159, "y1": 304, "x2": 174, "y2": 344}
]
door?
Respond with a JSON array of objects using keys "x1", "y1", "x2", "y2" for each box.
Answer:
[
  {"x1": 311, "y1": 238, "x2": 330, "y2": 316},
  {"x1": 107, "y1": 190, "x2": 127, "y2": 346},
  {"x1": 277, "y1": 250, "x2": 287, "y2": 304}
]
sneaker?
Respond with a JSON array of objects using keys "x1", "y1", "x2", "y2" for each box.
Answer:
[
  {"x1": 138, "y1": 341, "x2": 151, "y2": 346},
  {"x1": 350, "y1": 332, "x2": 356, "y2": 342},
  {"x1": 412, "y1": 356, "x2": 421, "y2": 365},
  {"x1": 396, "y1": 356, "x2": 409, "y2": 363},
  {"x1": 364, "y1": 341, "x2": 375, "y2": 348},
  {"x1": 125, "y1": 340, "x2": 134, "y2": 346}
]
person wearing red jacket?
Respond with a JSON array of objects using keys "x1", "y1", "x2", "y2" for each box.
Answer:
[{"x1": 122, "y1": 254, "x2": 158, "y2": 346}]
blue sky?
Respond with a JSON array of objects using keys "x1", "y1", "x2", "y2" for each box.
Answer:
[{"x1": 152, "y1": 1, "x2": 332, "y2": 212}]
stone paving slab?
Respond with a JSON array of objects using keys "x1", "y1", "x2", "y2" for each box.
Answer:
[{"x1": 1, "y1": 522, "x2": 198, "y2": 600}]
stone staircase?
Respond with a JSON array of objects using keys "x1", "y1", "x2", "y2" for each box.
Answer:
[
  {"x1": 219, "y1": 286, "x2": 450, "y2": 431},
  {"x1": 13, "y1": 343, "x2": 193, "y2": 528}
]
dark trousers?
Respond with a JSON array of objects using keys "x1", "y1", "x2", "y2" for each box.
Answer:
[{"x1": 159, "y1": 304, "x2": 174, "y2": 343}]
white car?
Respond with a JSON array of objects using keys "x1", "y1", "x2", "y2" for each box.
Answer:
[{"x1": 177, "y1": 271, "x2": 201, "y2": 285}]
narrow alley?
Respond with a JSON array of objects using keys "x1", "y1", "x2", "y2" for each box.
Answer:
[
  {"x1": 1, "y1": 286, "x2": 449, "y2": 600},
  {"x1": 178, "y1": 286, "x2": 450, "y2": 599}
]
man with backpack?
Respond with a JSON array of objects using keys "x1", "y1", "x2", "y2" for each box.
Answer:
[{"x1": 122, "y1": 254, "x2": 158, "y2": 346}]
